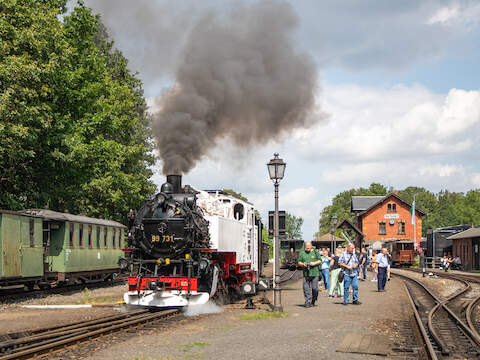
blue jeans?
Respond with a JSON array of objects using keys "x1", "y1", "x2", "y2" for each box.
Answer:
[
  {"x1": 321, "y1": 269, "x2": 330, "y2": 290},
  {"x1": 361, "y1": 264, "x2": 367, "y2": 280},
  {"x1": 343, "y1": 274, "x2": 359, "y2": 303},
  {"x1": 378, "y1": 267, "x2": 387, "y2": 291}
]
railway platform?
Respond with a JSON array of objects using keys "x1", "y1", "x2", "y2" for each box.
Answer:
[{"x1": 85, "y1": 274, "x2": 414, "y2": 360}]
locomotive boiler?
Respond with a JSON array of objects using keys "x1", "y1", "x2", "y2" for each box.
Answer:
[{"x1": 122, "y1": 175, "x2": 265, "y2": 307}]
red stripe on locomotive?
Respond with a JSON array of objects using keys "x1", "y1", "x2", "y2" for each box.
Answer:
[{"x1": 128, "y1": 277, "x2": 198, "y2": 292}]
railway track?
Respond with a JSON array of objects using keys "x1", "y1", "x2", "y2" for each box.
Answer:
[
  {"x1": 0, "y1": 278, "x2": 126, "y2": 303},
  {"x1": 0, "y1": 308, "x2": 179, "y2": 359},
  {"x1": 396, "y1": 270, "x2": 480, "y2": 359}
]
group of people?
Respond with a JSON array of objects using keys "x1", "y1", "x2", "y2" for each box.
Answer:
[
  {"x1": 298, "y1": 242, "x2": 392, "y2": 307},
  {"x1": 441, "y1": 254, "x2": 462, "y2": 271}
]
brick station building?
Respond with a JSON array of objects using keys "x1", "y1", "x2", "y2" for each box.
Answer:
[{"x1": 350, "y1": 193, "x2": 425, "y2": 248}]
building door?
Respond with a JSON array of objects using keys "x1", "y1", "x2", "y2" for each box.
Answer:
[
  {"x1": 473, "y1": 238, "x2": 480, "y2": 271},
  {"x1": 2, "y1": 217, "x2": 21, "y2": 277},
  {"x1": 42, "y1": 222, "x2": 51, "y2": 273}
]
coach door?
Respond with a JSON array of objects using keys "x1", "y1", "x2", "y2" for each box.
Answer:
[
  {"x1": 2, "y1": 216, "x2": 21, "y2": 277},
  {"x1": 473, "y1": 238, "x2": 480, "y2": 271}
]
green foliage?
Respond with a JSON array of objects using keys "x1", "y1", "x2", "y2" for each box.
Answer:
[
  {"x1": 222, "y1": 189, "x2": 249, "y2": 202},
  {"x1": 285, "y1": 212, "x2": 303, "y2": 239},
  {"x1": 317, "y1": 183, "x2": 387, "y2": 237},
  {"x1": 317, "y1": 183, "x2": 480, "y2": 237},
  {"x1": 0, "y1": 1, "x2": 155, "y2": 222}
]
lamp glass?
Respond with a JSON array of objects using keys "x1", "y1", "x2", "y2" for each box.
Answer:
[{"x1": 267, "y1": 162, "x2": 276, "y2": 180}]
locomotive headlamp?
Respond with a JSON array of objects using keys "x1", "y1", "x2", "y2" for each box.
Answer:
[
  {"x1": 185, "y1": 254, "x2": 190, "y2": 260},
  {"x1": 118, "y1": 258, "x2": 129, "y2": 270},
  {"x1": 156, "y1": 259, "x2": 162, "y2": 266},
  {"x1": 165, "y1": 258, "x2": 170, "y2": 265},
  {"x1": 199, "y1": 258, "x2": 210, "y2": 271}
]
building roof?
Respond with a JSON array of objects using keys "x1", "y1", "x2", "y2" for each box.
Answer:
[
  {"x1": 337, "y1": 218, "x2": 365, "y2": 238},
  {"x1": 351, "y1": 196, "x2": 384, "y2": 212},
  {"x1": 313, "y1": 233, "x2": 343, "y2": 242},
  {"x1": 354, "y1": 193, "x2": 426, "y2": 217},
  {"x1": 23, "y1": 209, "x2": 126, "y2": 228},
  {"x1": 447, "y1": 227, "x2": 480, "y2": 240}
]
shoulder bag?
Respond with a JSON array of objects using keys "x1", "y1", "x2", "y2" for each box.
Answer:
[{"x1": 338, "y1": 253, "x2": 354, "y2": 283}]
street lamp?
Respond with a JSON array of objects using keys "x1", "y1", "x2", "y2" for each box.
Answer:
[
  {"x1": 331, "y1": 215, "x2": 338, "y2": 255},
  {"x1": 267, "y1": 153, "x2": 286, "y2": 312}
]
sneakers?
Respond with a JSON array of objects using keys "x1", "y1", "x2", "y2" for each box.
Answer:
[
  {"x1": 352, "y1": 301, "x2": 362, "y2": 305},
  {"x1": 305, "y1": 302, "x2": 312, "y2": 308},
  {"x1": 342, "y1": 302, "x2": 348, "y2": 305}
]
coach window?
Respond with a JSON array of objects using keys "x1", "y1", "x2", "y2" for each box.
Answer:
[
  {"x1": 96, "y1": 226, "x2": 100, "y2": 248},
  {"x1": 378, "y1": 222, "x2": 386, "y2": 235},
  {"x1": 88, "y1": 225, "x2": 92, "y2": 248},
  {"x1": 104, "y1": 227, "x2": 108, "y2": 248},
  {"x1": 69, "y1": 223, "x2": 74, "y2": 247},
  {"x1": 398, "y1": 221, "x2": 405, "y2": 235},
  {"x1": 112, "y1": 228, "x2": 116, "y2": 248},
  {"x1": 118, "y1": 229, "x2": 122, "y2": 249},
  {"x1": 79, "y1": 224, "x2": 84, "y2": 247},
  {"x1": 29, "y1": 218, "x2": 35, "y2": 247}
]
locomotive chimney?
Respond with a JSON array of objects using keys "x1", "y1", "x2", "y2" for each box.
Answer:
[{"x1": 166, "y1": 174, "x2": 182, "y2": 193}]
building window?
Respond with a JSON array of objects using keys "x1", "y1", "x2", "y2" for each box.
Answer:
[
  {"x1": 79, "y1": 224, "x2": 84, "y2": 247},
  {"x1": 29, "y1": 218, "x2": 35, "y2": 247},
  {"x1": 69, "y1": 223, "x2": 74, "y2": 247},
  {"x1": 113, "y1": 228, "x2": 116, "y2": 248},
  {"x1": 398, "y1": 221, "x2": 405, "y2": 235},
  {"x1": 96, "y1": 227, "x2": 100, "y2": 248},
  {"x1": 104, "y1": 227, "x2": 108, "y2": 248},
  {"x1": 379, "y1": 222, "x2": 386, "y2": 235},
  {"x1": 88, "y1": 225, "x2": 92, "y2": 248},
  {"x1": 392, "y1": 204, "x2": 396, "y2": 212},
  {"x1": 387, "y1": 204, "x2": 392, "y2": 212}
]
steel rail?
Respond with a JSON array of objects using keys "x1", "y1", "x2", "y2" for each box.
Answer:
[
  {"x1": 403, "y1": 282, "x2": 438, "y2": 359},
  {"x1": 0, "y1": 309, "x2": 148, "y2": 351},
  {"x1": 394, "y1": 271, "x2": 480, "y2": 355},
  {"x1": 0, "y1": 309, "x2": 179, "y2": 360},
  {"x1": 466, "y1": 295, "x2": 480, "y2": 340},
  {"x1": 400, "y1": 267, "x2": 480, "y2": 345}
]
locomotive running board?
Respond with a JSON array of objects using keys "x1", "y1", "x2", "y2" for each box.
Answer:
[{"x1": 124, "y1": 290, "x2": 210, "y2": 307}]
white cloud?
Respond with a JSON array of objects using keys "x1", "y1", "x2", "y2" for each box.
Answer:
[
  {"x1": 294, "y1": 84, "x2": 480, "y2": 161},
  {"x1": 427, "y1": 1, "x2": 480, "y2": 29}
]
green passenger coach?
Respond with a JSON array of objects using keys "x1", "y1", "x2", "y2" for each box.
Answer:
[
  {"x1": 0, "y1": 210, "x2": 44, "y2": 287},
  {"x1": 1, "y1": 209, "x2": 125, "y2": 289}
]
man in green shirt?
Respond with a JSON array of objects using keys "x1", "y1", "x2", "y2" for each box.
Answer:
[{"x1": 298, "y1": 241, "x2": 322, "y2": 307}]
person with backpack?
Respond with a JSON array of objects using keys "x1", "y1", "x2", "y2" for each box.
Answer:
[{"x1": 339, "y1": 244, "x2": 361, "y2": 305}]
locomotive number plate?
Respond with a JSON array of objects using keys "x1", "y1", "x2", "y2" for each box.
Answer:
[{"x1": 151, "y1": 235, "x2": 175, "y2": 243}]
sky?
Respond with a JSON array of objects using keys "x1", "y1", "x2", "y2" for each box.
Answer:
[{"x1": 82, "y1": 0, "x2": 480, "y2": 239}]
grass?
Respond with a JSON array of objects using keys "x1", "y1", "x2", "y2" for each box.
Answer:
[
  {"x1": 178, "y1": 342, "x2": 211, "y2": 353},
  {"x1": 239, "y1": 311, "x2": 289, "y2": 320},
  {"x1": 70, "y1": 288, "x2": 120, "y2": 305}
]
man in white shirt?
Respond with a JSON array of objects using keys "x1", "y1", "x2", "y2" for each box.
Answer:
[{"x1": 376, "y1": 248, "x2": 390, "y2": 292}]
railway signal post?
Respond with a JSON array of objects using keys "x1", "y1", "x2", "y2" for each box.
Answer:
[{"x1": 267, "y1": 153, "x2": 286, "y2": 312}]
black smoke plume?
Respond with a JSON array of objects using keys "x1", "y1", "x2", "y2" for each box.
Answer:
[{"x1": 153, "y1": 0, "x2": 319, "y2": 174}]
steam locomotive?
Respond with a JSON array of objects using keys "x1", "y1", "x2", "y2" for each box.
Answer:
[{"x1": 121, "y1": 175, "x2": 266, "y2": 307}]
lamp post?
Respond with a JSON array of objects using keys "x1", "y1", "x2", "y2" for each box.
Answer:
[
  {"x1": 267, "y1": 153, "x2": 286, "y2": 312},
  {"x1": 331, "y1": 215, "x2": 338, "y2": 255}
]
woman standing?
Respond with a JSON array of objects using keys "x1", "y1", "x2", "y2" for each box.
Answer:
[
  {"x1": 329, "y1": 248, "x2": 344, "y2": 298},
  {"x1": 321, "y1": 249, "x2": 331, "y2": 292},
  {"x1": 371, "y1": 250, "x2": 378, "y2": 282}
]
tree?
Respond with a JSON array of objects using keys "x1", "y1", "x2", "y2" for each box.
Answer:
[
  {"x1": 317, "y1": 183, "x2": 388, "y2": 236},
  {"x1": 285, "y1": 212, "x2": 303, "y2": 239},
  {"x1": 0, "y1": 1, "x2": 155, "y2": 222}
]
